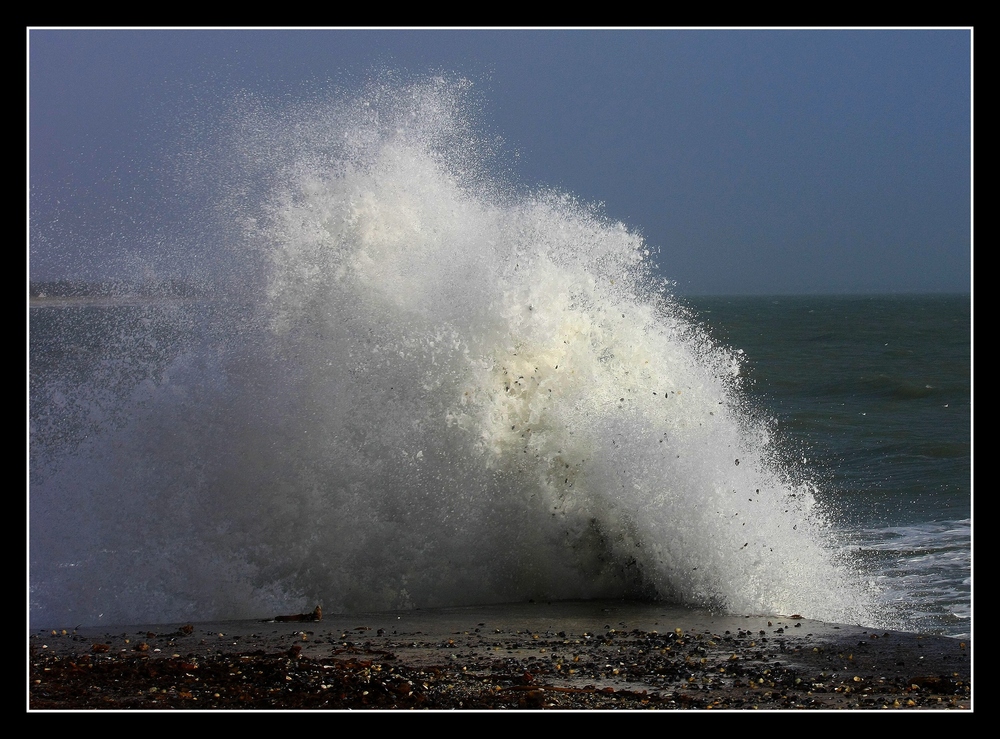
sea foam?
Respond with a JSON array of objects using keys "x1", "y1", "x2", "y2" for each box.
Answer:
[{"x1": 29, "y1": 76, "x2": 875, "y2": 627}]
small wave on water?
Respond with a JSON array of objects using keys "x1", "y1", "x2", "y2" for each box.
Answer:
[
  {"x1": 845, "y1": 520, "x2": 970, "y2": 639},
  {"x1": 29, "y1": 75, "x2": 881, "y2": 629}
]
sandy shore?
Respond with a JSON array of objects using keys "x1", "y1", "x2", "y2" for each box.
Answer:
[{"x1": 29, "y1": 600, "x2": 970, "y2": 710}]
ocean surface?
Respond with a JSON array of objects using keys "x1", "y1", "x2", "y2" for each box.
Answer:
[
  {"x1": 28, "y1": 78, "x2": 971, "y2": 638},
  {"x1": 688, "y1": 294, "x2": 970, "y2": 639}
]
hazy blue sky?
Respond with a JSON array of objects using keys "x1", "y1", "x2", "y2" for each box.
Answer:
[{"x1": 29, "y1": 28, "x2": 971, "y2": 295}]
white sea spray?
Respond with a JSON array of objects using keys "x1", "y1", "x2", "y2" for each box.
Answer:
[{"x1": 29, "y1": 76, "x2": 876, "y2": 628}]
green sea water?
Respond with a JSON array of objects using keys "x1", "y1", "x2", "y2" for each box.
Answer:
[{"x1": 688, "y1": 294, "x2": 971, "y2": 636}]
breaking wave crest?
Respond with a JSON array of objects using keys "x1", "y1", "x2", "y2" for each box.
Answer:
[{"x1": 30, "y1": 76, "x2": 876, "y2": 627}]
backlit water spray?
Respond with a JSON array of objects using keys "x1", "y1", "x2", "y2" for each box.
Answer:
[{"x1": 29, "y1": 76, "x2": 878, "y2": 628}]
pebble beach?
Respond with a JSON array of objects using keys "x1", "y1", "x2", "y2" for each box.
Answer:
[{"x1": 29, "y1": 600, "x2": 971, "y2": 711}]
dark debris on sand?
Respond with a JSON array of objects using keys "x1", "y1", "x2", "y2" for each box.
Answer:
[{"x1": 29, "y1": 618, "x2": 970, "y2": 710}]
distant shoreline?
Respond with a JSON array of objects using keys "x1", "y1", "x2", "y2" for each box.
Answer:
[{"x1": 28, "y1": 278, "x2": 215, "y2": 304}]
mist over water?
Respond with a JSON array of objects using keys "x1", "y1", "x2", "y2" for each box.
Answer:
[{"x1": 30, "y1": 77, "x2": 879, "y2": 628}]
